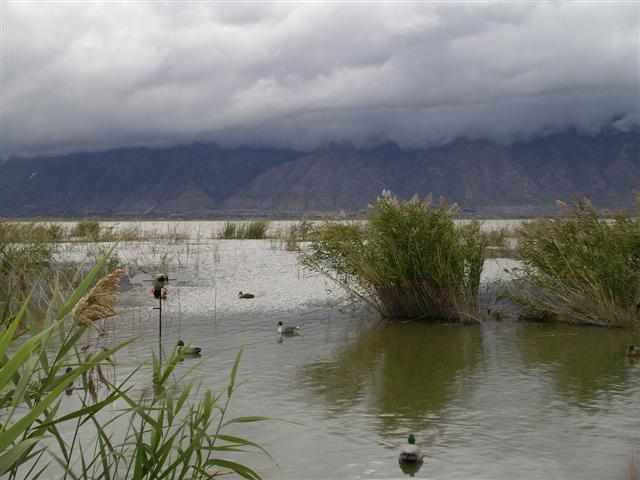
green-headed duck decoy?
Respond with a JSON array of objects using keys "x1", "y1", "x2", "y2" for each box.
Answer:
[
  {"x1": 399, "y1": 433, "x2": 423, "y2": 463},
  {"x1": 277, "y1": 321, "x2": 303, "y2": 335},
  {"x1": 177, "y1": 340, "x2": 201, "y2": 355}
]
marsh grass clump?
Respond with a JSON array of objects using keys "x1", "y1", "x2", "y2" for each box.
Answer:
[
  {"x1": 219, "y1": 220, "x2": 269, "y2": 239},
  {"x1": 508, "y1": 196, "x2": 640, "y2": 327},
  {"x1": 72, "y1": 219, "x2": 101, "y2": 241},
  {"x1": 482, "y1": 226, "x2": 516, "y2": 258},
  {"x1": 301, "y1": 190, "x2": 486, "y2": 322},
  {"x1": 244, "y1": 219, "x2": 269, "y2": 239},
  {"x1": 0, "y1": 242, "x2": 55, "y2": 316},
  {"x1": 0, "y1": 222, "x2": 65, "y2": 243},
  {"x1": 277, "y1": 219, "x2": 318, "y2": 251}
]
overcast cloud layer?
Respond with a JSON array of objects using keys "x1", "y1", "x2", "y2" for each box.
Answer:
[{"x1": 1, "y1": 2, "x2": 639, "y2": 157}]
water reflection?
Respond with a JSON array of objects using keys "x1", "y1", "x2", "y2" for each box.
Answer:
[
  {"x1": 515, "y1": 323, "x2": 639, "y2": 404},
  {"x1": 301, "y1": 321, "x2": 483, "y2": 433},
  {"x1": 398, "y1": 458, "x2": 423, "y2": 477}
]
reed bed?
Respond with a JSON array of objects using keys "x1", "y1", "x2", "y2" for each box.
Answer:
[
  {"x1": 507, "y1": 196, "x2": 640, "y2": 327},
  {"x1": 0, "y1": 222, "x2": 65, "y2": 243},
  {"x1": 301, "y1": 190, "x2": 486, "y2": 322}
]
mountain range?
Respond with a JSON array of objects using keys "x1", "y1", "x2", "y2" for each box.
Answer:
[{"x1": 1, "y1": 129, "x2": 638, "y2": 218}]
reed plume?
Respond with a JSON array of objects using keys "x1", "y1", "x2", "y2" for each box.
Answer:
[{"x1": 72, "y1": 269, "x2": 125, "y2": 328}]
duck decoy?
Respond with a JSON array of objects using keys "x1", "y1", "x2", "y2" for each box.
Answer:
[
  {"x1": 277, "y1": 320, "x2": 303, "y2": 335},
  {"x1": 177, "y1": 340, "x2": 202, "y2": 355},
  {"x1": 626, "y1": 345, "x2": 640, "y2": 357},
  {"x1": 399, "y1": 433, "x2": 423, "y2": 464},
  {"x1": 238, "y1": 291, "x2": 255, "y2": 299},
  {"x1": 42, "y1": 367, "x2": 73, "y2": 392}
]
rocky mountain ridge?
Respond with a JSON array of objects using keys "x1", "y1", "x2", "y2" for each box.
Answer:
[{"x1": 1, "y1": 130, "x2": 638, "y2": 218}]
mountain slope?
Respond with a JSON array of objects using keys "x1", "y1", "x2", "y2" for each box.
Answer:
[{"x1": 0, "y1": 130, "x2": 637, "y2": 217}]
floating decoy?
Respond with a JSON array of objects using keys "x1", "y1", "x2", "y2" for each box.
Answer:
[
  {"x1": 626, "y1": 345, "x2": 640, "y2": 357},
  {"x1": 277, "y1": 320, "x2": 302, "y2": 335},
  {"x1": 42, "y1": 367, "x2": 73, "y2": 392},
  {"x1": 399, "y1": 434, "x2": 423, "y2": 464},
  {"x1": 177, "y1": 339, "x2": 202, "y2": 355},
  {"x1": 238, "y1": 291, "x2": 255, "y2": 299}
]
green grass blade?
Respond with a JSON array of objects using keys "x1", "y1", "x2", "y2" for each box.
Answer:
[
  {"x1": 228, "y1": 345, "x2": 243, "y2": 397},
  {"x1": 222, "y1": 416, "x2": 270, "y2": 427},
  {"x1": 205, "y1": 458, "x2": 261, "y2": 480},
  {"x1": 0, "y1": 337, "x2": 133, "y2": 454},
  {"x1": 0, "y1": 437, "x2": 42, "y2": 476}
]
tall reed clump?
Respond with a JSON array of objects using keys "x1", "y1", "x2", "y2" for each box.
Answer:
[
  {"x1": 0, "y1": 250, "x2": 269, "y2": 479},
  {"x1": 301, "y1": 190, "x2": 486, "y2": 321},
  {"x1": 219, "y1": 220, "x2": 269, "y2": 239},
  {"x1": 508, "y1": 195, "x2": 640, "y2": 327}
]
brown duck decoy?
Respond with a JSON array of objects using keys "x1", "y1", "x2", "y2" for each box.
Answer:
[{"x1": 626, "y1": 345, "x2": 640, "y2": 357}]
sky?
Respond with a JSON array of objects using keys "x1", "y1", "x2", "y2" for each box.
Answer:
[{"x1": 1, "y1": 2, "x2": 639, "y2": 158}]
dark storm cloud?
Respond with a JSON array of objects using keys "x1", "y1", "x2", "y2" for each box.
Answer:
[{"x1": 1, "y1": 2, "x2": 638, "y2": 157}]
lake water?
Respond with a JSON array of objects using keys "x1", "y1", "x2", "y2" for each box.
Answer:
[{"x1": 43, "y1": 237, "x2": 640, "y2": 478}]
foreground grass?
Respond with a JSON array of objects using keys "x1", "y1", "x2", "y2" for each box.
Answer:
[
  {"x1": 0, "y1": 251, "x2": 268, "y2": 479},
  {"x1": 507, "y1": 196, "x2": 640, "y2": 327},
  {"x1": 301, "y1": 190, "x2": 486, "y2": 321}
]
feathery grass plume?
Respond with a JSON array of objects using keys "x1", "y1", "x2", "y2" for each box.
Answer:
[
  {"x1": 72, "y1": 269, "x2": 125, "y2": 328},
  {"x1": 301, "y1": 190, "x2": 486, "y2": 322},
  {"x1": 508, "y1": 195, "x2": 640, "y2": 327}
]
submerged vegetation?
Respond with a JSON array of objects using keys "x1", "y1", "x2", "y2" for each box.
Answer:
[
  {"x1": 301, "y1": 191, "x2": 486, "y2": 321},
  {"x1": 0, "y1": 252, "x2": 268, "y2": 479},
  {"x1": 507, "y1": 196, "x2": 640, "y2": 327}
]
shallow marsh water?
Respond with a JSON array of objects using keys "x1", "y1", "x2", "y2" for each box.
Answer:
[{"x1": 44, "y1": 236, "x2": 640, "y2": 479}]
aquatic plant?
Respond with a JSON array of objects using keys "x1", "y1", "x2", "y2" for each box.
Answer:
[
  {"x1": 71, "y1": 220, "x2": 101, "y2": 241},
  {"x1": 273, "y1": 219, "x2": 318, "y2": 251},
  {"x1": 507, "y1": 195, "x2": 640, "y2": 327},
  {"x1": 220, "y1": 221, "x2": 238, "y2": 239},
  {"x1": 219, "y1": 220, "x2": 269, "y2": 239},
  {"x1": 0, "y1": 222, "x2": 65, "y2": 244},
  {"x1": 301, "y1": 190, "x2": 486, "y2": 321},
  {"x1": 481, "y1": 226, "x2": 517, "y2": 259},
  {"x1": 0, "y1": 250, "x2": 269, "y2": 479},
  {"x1": 0, "y1": 242, "x2": 56, "y2": 317}
]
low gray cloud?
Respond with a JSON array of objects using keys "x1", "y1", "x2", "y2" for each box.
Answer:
[{"x1": 1, "y1": 2, "x2": 638, "y2": 157}]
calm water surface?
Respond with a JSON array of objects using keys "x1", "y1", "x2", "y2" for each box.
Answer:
[{"x1": 51, "y1": 239, "x2": 639, "y2": 479}]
